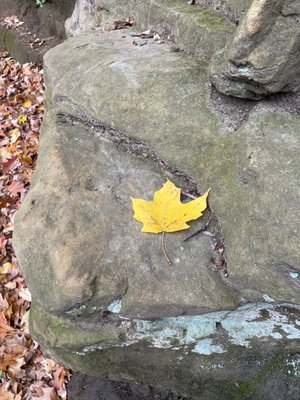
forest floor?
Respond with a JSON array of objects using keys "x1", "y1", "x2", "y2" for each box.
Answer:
[{"x1": 0, "y1": 49, "x2": 70, "y2": 399}]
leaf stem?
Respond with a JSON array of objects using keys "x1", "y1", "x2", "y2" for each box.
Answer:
[{"x1": 161, "y1": 231, "x2": 171, "y2": 265}]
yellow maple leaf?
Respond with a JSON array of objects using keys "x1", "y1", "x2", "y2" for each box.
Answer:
[
  {"x1": 131, "y1": 179, "x2": 210, "y2": 233},
  {"x1": 18, "y1": 115, "x2": 27, "y2": 124},
  {"x1": 131, "y1": 179, "x2": 210, "y2": 264}
]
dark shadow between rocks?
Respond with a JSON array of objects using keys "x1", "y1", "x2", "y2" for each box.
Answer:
[
  {"x1": 208, "y1": 83, "x2": 300, "y2": 134},
  {"x1": 67, "y1": 371, "x2": 191, "y2": 400}
]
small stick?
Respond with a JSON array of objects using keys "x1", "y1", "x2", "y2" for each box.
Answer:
[
  {"x1": 161, "y1": 231, "x2": 171, "y2": 265},
  {"x1": 184, "y1": 210, "x2": 214, "y2": 242},
  {"x1": 181, "y1": 190, "x2": 197, "y2": 200},
  {"x1": 39, "y1": 36, "x2": 55, "y2": 41},
  {"x1": 131, "y1": 33, "x2": 154, "y2": 39}
]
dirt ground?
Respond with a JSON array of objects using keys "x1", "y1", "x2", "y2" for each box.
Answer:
[{"x1": 0, "y1": 0, "x2": 75, "y2": 63}]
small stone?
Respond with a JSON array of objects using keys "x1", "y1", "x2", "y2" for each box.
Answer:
[
  {"x1": 153, "y1": 33, "x2": 161, "y2": 43},
  {"x1": 170, "y1": 44, "x2": 180, "y2": 52}
]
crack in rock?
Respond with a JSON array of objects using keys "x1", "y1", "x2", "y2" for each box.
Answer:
[
  {"x1": 55, "y1": 95, "x2": 228, "y2": 275},
  {"x1": 60, "y1": 111, "x2": 199, "y2": 194},
  {"x1": 55, "y1": 96, "x2": 200, "y2": 196},
  {"x1": 208, "y1": 83, "x2": 300, "y2": 134}
]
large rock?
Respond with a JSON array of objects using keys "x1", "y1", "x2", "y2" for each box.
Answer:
[
  {"x1": 0, "y1": 0, "x2": 76, "y2": 63},
  {"x1": 13, "y1": 28, "x2": 300, "y2": 398},
  {"x1": 210, "y1": 0, "x2": 300, "y2": 99},
  {"x1": 14, "y1": 32, "x2": 241, "y2": 319},
  {"x1": 65, "y1": 0, "x2": 235, "y2": 60}
]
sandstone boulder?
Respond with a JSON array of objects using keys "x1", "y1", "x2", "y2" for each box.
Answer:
[
  {"x1": 210, "y1": 0, "x2": 300, "y2": 99},
  {"x1": 30, "y1": 299, "x2": 300, "y2": 400},
  {"x1": 14, "y1": 32, "x2": 241, "y2": 319}
]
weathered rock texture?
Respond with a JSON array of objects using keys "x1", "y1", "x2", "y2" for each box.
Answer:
[
  {"x1": 66, "y1": 0, "x2": 235, "y2": 60},
  {"x1": 210, "y1": 0, "x2": 300, "y2": 99},
  {"x1": 31, "y1": 300, "x2": 300, "y2": 400},
  {"x1": 193, "y1": 0, "x2": 251, "y2": 23},
  {"x1": 15, "y1": 33, "x2": 242, "y2": 319},
  {"x1": 12, "y1": 1, "x2": 300, "y2": 399},
  {"x1": 65, "y1": 0, "x2": 96, "y2": 36}
]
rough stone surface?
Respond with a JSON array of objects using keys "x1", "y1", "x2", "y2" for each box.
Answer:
[
  {"x1": 66, "y1": 0, "x2": 235, "y2": 60},
  {"x1": 14, "y1": 31, "x2": 299, "y2": 313},
  {"x1": 0, "y1": 0, "x2": 76, "y2": 63},
  {"x1": 210, "y1": 0, "x2": 300, "y2": 99},
  {"x1": 193, "y1": 0, "x2": 251, "y2": 23},
  {"x1": 12, "y1": 5, "x2": 300, "y2": 399},
  {"x1": 31, "y1": 300, "x2": 300, "y2": 400},
  {"x1": 65, "y1": 0, "x2": 96, "y2": 36},
  {"x1": 0, "y1": 0, "x2": 75, "y2": 40},
  {"x1": 14, "y1": 33, "x2": 242, "y2": 318}
]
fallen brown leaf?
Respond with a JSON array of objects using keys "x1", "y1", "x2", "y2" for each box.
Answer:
[{"x1": 0, "y1": 50, "x2": 70, "y2": 400}]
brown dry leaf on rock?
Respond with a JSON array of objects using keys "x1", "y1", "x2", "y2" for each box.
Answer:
[
  {"x1": 0, "y1": 50, "x2": 70, "y2": 399},
  {"x1": 113, "y1": 16, "x2": 134, "y2": 30}
]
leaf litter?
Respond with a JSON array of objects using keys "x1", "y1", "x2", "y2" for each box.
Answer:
[{"x1": 0, "y1": 50, "x2": 70, "y2": 399}]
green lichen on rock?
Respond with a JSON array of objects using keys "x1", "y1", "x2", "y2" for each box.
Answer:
[
  {"x1": 30, "y1": 300, "x2": 300, "y2": 399},
  {"x1": 232, "y1": 355, "x2": 296, "y2": 400}
]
